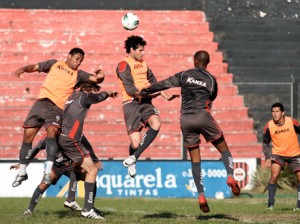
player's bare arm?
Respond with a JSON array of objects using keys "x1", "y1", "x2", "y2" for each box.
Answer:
[{"x1": 14, "y1": 64, "x2": 39, "y2": 77}]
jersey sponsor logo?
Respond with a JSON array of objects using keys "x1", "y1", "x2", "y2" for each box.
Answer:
[
  {"x1": 56, "y1": 65, "x2": 74, "y2": 75},
  {"x1": 186, "y1": 77, "x2": 206, "y2": 87},
  {"x1": 134, "y1": 63, "x2": 144, "y2": 69},
  {"x1": 274, "y1": 128, "x2": 290, "y2": 135}
]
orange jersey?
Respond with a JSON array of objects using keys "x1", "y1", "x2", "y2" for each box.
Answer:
[
  {"x1": 38, "y1": 61, "x2": 80, "y2": 109},
  {"x1": 266, "y1": 116, "x2": 300, "y2": 156},
  {"x1": 116, "y1": 57, "x2": 156, "y2": 102}
]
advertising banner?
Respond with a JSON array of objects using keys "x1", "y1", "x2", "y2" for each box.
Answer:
[{"x1": 1, "y1": 159, "x2": 256, "y2": 198}]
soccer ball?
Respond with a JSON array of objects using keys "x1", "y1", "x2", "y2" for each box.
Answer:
[{"x1": 121, "y1": 12, "x2": 139, "y2": 31}]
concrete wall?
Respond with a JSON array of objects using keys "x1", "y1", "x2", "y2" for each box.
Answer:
[{"x1": 1, "y1": 0, "x2": 300, "y2": 20}]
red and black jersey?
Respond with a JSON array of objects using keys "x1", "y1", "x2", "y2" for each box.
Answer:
[{"x1": 61, "y1": 90, "x2": 109, "y2": 141}]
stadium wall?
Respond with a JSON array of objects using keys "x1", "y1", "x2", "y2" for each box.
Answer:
[{"x1": 0, "y1": 0, "x2": 299, "y2": 19}]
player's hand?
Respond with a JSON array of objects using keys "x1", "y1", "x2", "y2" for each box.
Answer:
[
  {"x1": 14, "y1": 69, "x2": 24, "y2": 78},
  {"x1": 165, "y1": 94, "x2": 180, "y2": 101},
  {"x1": 265, "y1": 159, "x2": 271, "y2": 168},
  {"x1": 95, "y1": 161, "x2": 103, "y2": 171},
  {"x1": 10, "y1": 163, "x2": 20, "y2": 170},
  {"x1": 94, "y1": 68, "x2": 105, "y2": 84},
  {"x1": 107, "y1": 91, "x2": 118, "y2": 98}
]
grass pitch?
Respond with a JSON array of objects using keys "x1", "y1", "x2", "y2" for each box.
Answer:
[{"x1": 0, "y1": 194, "x2": 299, "y2": 224}]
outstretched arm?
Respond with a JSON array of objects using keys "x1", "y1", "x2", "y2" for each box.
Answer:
[{"x1": 14, "y1": 64, "x2": 39, "y2": 77}]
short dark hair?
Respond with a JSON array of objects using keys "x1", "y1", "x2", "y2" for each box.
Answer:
[
  {"x1": 271, "y1": 102, "x2": 284, "y2": 112},
  {"x1": 80, "y1": 81, "x2": 100, "y2": 92},
  {"x1": 124, "y1": 35, "x2": 147, "y2": 54},
  {"x1": 194, "y1": 50, "x2": 210, "y2": 66},
  {"x1": 69, "y1": 48, "x2": 85, "y2": 56}
]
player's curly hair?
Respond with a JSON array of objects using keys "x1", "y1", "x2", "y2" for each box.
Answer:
[
  {"x1": 69, "y1": 47, "x2": 85, "y2": 56},
  {"x1": 124, "y1": 35, "x2": 147, "y2": 54},
  {"x1": 80, "y1": 81, "x2": 100, "y2": 92}
]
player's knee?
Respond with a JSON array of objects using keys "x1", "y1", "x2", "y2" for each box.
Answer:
[
  {"x1": 46, "y1": 127, "x2": 60, "y2": 137},
  {"x1": 131, "y1": 142, "x2": 140, "y2": 150},
  {"x1": 149, "y1": 116, "x2": 161, "y2": 130}
]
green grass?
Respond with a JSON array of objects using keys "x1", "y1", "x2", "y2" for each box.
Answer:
[{"x1": 0, "y1": 193, "x2": 299, "y2": 224}]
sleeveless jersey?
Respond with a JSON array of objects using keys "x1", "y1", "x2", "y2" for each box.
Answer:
[
  {"x1": 117, "y1": 57, "x2": 151, "y2": 102},
  {"x1": 268, "y1": 116, "x2": 300, "y2": 156},
  {"x1": 37, "y1": 61, "x2": 79, "y2": 109}
]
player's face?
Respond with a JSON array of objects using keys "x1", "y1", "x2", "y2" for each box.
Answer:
[
  {"x1": 272, "y1": 107, "x2": 284, "y2": 123},
  {"x1": 66, "y1": 53, "x2": 84, "y2": 70},
  {"x1": 131, "y1": 45, "x2": 144, "y2": 62}
]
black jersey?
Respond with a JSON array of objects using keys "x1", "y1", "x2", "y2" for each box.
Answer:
[
  {"x1": 141, "y1": 68, "x2": 217, "y2": 114},
  {"x1": 61, "y1": 90, "x2": 109, "y2": 141}
]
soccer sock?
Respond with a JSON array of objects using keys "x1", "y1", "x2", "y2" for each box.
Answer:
[
  {"x1": 66, "y1": 171, "x2": 77, "y2": 202},
  {"x1": 45, "y1": 138, "x2": 58, "y2": 174},
  {"x1": 19, "y1": 142, "x2": 32, "y2": 175},
  {"x1": 28, "y1": 186, "x2": 44, "y2": 212},
  {"x1": 94, "y1": 181, "x2": 98, "y2": 202},
  {"x1": 220, "y1": 150, "x2": 234, "y2": 176},
  {"x1": 268, "y1": 183, "x2": 277, "y2": 206},
  {"x1": 129, "y1": 145, "x2": 136, "y2": 156},
  {"x1": 133, "y1": 128, "x2": 159, "y2": 159},
  {"x1": 44, "y1": 161, "x2": 54, "y2": 174},
  {"x1": 84, "y1": 182, "x2": 95, "y2": 211},
  {"x1": 297, "y1": 184, "x2": 300, "y2": 208},
  {"x1": 192, "y1": 162, "x2": 204, "y2": 194}
]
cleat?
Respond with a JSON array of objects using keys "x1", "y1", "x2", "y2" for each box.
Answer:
[
  {"x1": 227, "y1": 176, "x2": 240, "y2": 196},
  {"x1": 81, "y1": 209, "x2": 105, "y2": 219},
  {"x1": 12, "y1": 173, "x2": 28, "y2": 187},
  {"x1": 42, "y1": 173, "x2": 51, "y2": 185},
  {"x1": 267, "y1": 203, "x2": 274, "y2": 210},
  {"x1": 123, "y1": 155, "x2": 136, "y2": 167},
  {"x1": 23, "y1": 209, "x2": 32, "y2": 215},
  {"x1": 64, "y1": 200, "x2": 82, "y2": 211},
  {"x1": 198, "y1": 195, "x2": 210, "y2": 213},
  {"x1": 128, "y1": 163, "x2": 136, "y2": 178}
]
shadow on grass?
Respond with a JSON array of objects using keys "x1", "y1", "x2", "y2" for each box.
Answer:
[
  {"x1": 143, "y1": 211, "x2": 239, "y2": 222},
  {"x1": 54, "y1": 209, "x2": 113, "y2": 219},
  {"x1": 197, "y1": 213, "x2": 239, "y2": 221},
  {"x1": 143, "y1": 211, "x2": 189, "y2": 219}
]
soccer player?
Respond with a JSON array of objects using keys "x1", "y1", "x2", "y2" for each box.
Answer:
[
  {"x1": 116, "y1": 35, "x2": 178, "y2": 178},
  {"x1": 263, "y1": 102, "x2": 300, "y2": 210},
  {"x1": 58, "y1": 81, "x2": 117, "y2": 219},
  {"x1": 10, "y1": 134, "x2": 102, "y2": 215},
  {"x1": 140, "y1": 50, "x2": 240, "y2": 213},
  {"x1": 12, "y1": 48, "x2": 105, "y2": 187}
]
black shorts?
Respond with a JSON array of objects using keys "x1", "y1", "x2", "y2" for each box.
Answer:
[
  {"x1": 180, "y1": 111, "x2": 223, "y2": 148},
  {"x1": 58, "y1": 134, "x2": 90, "y2": 165},
  {"x1": 122, "y1": 99, "x2": 159, "y2": 134},
  {"x1": 23, "y1": 98, "x2": 63, "y2": 129},
  {"x1": 271, "y1": 154, "x2": 300, "y2": 172}
]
